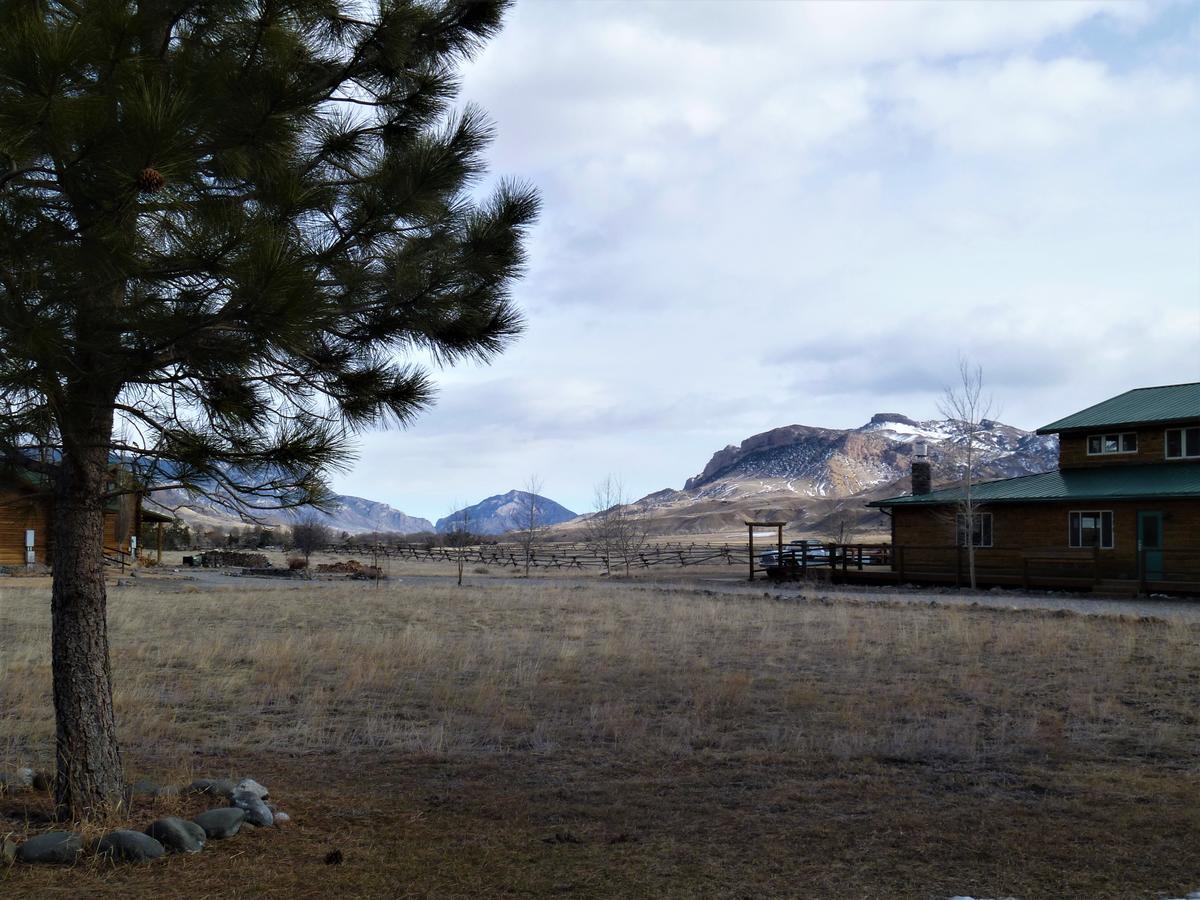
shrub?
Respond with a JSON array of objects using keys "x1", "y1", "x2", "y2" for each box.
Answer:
[{"x1": 287, "y1": 557, "x2": 307, "y2": 571}]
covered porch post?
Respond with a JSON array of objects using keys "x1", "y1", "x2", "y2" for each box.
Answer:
[{"x1": 745, "y1": 521, "x2": 786, "y2": 582}]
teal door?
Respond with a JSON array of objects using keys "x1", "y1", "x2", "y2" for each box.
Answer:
[{"x1": 1137, "y1": 511, "x2": 1164, "y2": 581}]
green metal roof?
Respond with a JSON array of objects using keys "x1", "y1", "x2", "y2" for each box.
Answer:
[
  {"x1": 869, "y1": 462, "x2": 1200, "y2": 507},
  {"x1": 1038, "y1": 382, "x2": 1200, "y2": 433}
]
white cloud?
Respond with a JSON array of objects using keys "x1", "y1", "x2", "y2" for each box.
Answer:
[
  {"x1": 602, "y1": 1, "x2": 1146, "y2": 68},
  {"x1": 886, "y1": 56, "x2": 1196, "y2": 155}
]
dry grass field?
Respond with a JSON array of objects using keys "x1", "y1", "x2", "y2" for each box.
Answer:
[{"x1": 2, "y1": 573, "x2": 1200, "y2": 898}]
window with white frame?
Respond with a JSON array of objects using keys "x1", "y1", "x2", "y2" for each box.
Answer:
[
  {"x1": 1165, "y1": 427, "x2": 1200, "y2": 459},
  {"x1": 1086, "y1": 432, "x2": 1137, "y2": 455},
  {"x1": 1069, "y1": 511, "x2": 1113, "y2": 549},
  {"x1": 956, "y1": 512, "x2": 993, "y2": 548}
]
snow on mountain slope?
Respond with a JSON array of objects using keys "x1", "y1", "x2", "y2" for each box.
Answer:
[
  {"x1": 436, "y1": 490, "x2": 578, "y2": 536},
  {"x1": 684, "y1": 414, "x2": 1056, "y2": 500},
  {"x1": 586, "y1": 414, "x2": 1060, "y2": 537}
]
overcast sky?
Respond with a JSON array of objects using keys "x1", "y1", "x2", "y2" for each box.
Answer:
[{"x1": 334, "y1": 0, "x2": 1200, "y2": 521}]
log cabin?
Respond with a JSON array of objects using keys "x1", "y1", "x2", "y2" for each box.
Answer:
[
  {"x1": 868, "y1": 383, "x2": 1200, "y2": 592},
  {"x1": 0, "y1": 466, "x2": 172, "y2": 568}
]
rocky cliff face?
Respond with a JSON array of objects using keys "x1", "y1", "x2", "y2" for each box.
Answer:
[
  {"x1": 590, "y1": 414, "x2": 1059, "y2": 537},
  {"x1": 436, "y1": 490, "x2": 578, "y2": 536},
  {"x1": 311, "y1": 496, "x2": 434, "y2": 535},
  {"x1": 684, "y1": 414, "x2": 1057, "y2": 499}
]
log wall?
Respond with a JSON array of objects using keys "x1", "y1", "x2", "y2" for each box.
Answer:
[
  {"x1": 1058, "y1": 427, "x2": 1177, "y2": 469},
  {"x1": 0, "y1": 488, "x2": 138, "y2": 567},
  {"x1": 893, "y1": 499, "x2": 1200, "y2": 582},
  {"x1": 0, "y1": 489, "x2": 51, "y2": 566}
]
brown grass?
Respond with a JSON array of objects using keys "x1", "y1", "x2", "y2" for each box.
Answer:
[{"x1": 2, "y1": 576, "x2": 1199, "y2": 897}]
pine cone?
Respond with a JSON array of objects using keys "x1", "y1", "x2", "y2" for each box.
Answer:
[{"x1": 136, "y1": 167, "x2": 166, "y2": 193}]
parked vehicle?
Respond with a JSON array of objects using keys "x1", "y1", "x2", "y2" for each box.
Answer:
[{"x1": 760, "y1": 540, "x2": 830, "y2": 568}]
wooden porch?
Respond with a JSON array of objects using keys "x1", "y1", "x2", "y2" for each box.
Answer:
[{"x1": 763, "y1": 543, "x2": 1200, "y2": 597}]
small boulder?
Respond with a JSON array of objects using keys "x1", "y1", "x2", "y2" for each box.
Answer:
[
  {"x1": 2, "y1": 838, "x2": 17, "y2": 865},
  {"x1": 234, "y1": 778, "x2": 269, "y2": 800},
  {"x1": 16, "y1": 831, "x2": 82, "y2": 864},
  {"x1": 193, "y1": 807, "x2": 245, "y2": 839},
  {"x1": 154, "y1": 784, "x2": 180, "y2": 799},
  {"x1": 0, "y1": 767, "x2": 34, "y2": 793},
  {"x1": 188, "y1": 777, "x2": 235, "y2": 799},
  {"x1": 273, "y1": 811, "x2": 291, "y2": 826},
  {"x1": 131, "y1": 778, "x2": 160, "y2": 797},
  {"x1": 145, "y1": 817, "x2": 206, "y2": 854},
  {"x1": 96, "y1": 829, "x2": 164, "y2": 863},
  {"x1": 231, "y1": 789, "x2": 274, "y2": 827}
]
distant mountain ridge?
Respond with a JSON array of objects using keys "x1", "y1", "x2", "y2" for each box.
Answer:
[
  {"x1": 308, "y1": 495, "x2": 434, "y2": 535},
  {"x1": 685, "y1": 413, "x2": 1056, "y2": 496},
  {"x1": 148, "y1": 490, "x2": 433, "y2": 535},
  {"x1": 567, "y1": 413, "x2": 1059, "y2": 537},
  {"x1": 151, "y1": 413, "x2": 1057, "y2": 540},
  {"x1": 436, "y1": 490, "x2": 577, "y2": 536}
]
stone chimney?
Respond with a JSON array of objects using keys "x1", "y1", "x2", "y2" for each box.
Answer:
[{"x1": 911, "y1": 440, "x2": 932, "y2": 496}]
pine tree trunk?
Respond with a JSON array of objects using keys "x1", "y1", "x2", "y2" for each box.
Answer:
[{"x1": 50, "y1": 414, "x2": 124, "y2": 820}]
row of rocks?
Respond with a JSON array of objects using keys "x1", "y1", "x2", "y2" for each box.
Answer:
[
  {"x1": 188, "y1": 776, "x2": 289, "y2": 827},
  {"x1": 3, "y1": 775, "x2": 290, "y2": 867}
]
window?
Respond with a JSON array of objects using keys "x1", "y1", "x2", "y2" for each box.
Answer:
[
  {"x1": 1069, "y1": 511, "x2": 1114, "y2": 549},
  {"x1": 956, "y1": 512, "x2": 993, "y2": 548},
  {"x1": 1086, "y1": 432, "x2": 1137, "y2": 455},
  {"x1": 1165, "y1": 427, "x2": 1200, "y2": 459}
]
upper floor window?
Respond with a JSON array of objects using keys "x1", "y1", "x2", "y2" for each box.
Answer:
[
  {"x1": 1069, "y1": 511, "x2": 1113, "y2": 549},
  {"x1": 1165, "y1": 427, "x2": 1200, "y2": 459},
  {"x1": 956, "y1": 512, "x2": 993, "y2": 548},
  {"x1": 1086, "y1": 432, "x2": 1137, "y2": 455}
]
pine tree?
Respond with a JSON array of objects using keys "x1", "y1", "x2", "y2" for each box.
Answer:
[{"x1": 0, "y1": 0, "x2": 537, "y2": 819}]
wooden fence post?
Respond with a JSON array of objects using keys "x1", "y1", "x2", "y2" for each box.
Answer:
[{"x1": 747, "y1": 526, "x2": 755, "y2": 582}]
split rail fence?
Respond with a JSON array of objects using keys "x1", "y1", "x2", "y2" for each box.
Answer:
[{"x1": 328, "y1": 540, "x2": 758, "y2": 572}]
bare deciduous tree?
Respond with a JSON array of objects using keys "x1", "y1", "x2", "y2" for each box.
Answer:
[
  {"x1": 444, "y1": 504, "x2": 473, "y2": 587},
  {"x1": 516, "y1": 476, "x2": 547, "y2": 576},
  {"x1": 583, "y1": 476, "x2": 648, "y2": 576},
  {"x1": 937, "y1": 358, "x2": 995, "y2": 590},
  {"x1": 822, "y1": 497, "x2": 859, "y2": 546},
  {"x1": 290, "y1": 517, "x2": 332, "y2": 573}
]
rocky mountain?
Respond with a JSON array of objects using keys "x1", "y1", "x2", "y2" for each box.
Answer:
[
  {"x1": 147, "y1": 490, "x2": 433, "y2": 536},
  {"x1": 149, "y1": 414, "x2": 1056, "y2": 541},
  {"x1": 300, "y1": 495, "x2": 434, "y2": 535},
  {"x1": 574, "y1": 414, "x2": 1058, "y2": 538},
  {"x1": 685, "y1": 413, "x2": 1055, "y2": 496},
  {"x1": 436, "y1": 490, "x2": 578, "y2": 536}
]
